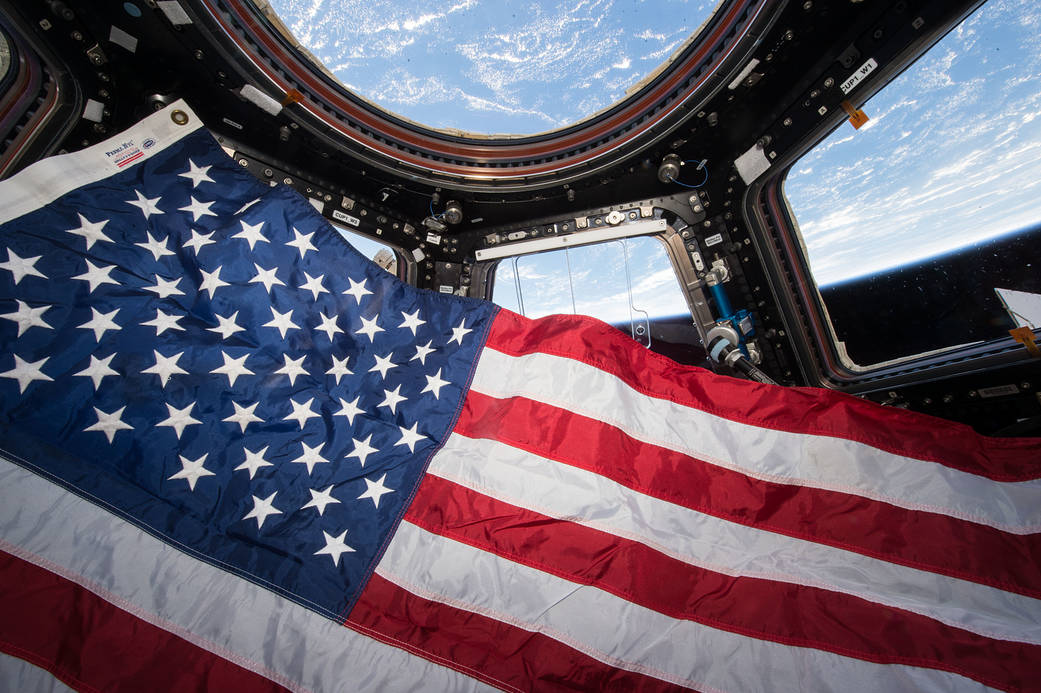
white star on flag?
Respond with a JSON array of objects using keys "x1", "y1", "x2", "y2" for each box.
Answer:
[
  {"x1": 284, "y1": 397, "x2": 319, "y2": 429},
  {"x1": 377, "y1": 385, "x2": 407, "y2": 414},
  {"x1": 291, "y1": 441, "x2": 329, "y2": 474},
  {"x1": 398, "y1": 310, "x2": 426, "y2": 335},
  {"x1": 141, "y1": 349, "x2": 188, "y2": 387},
  {"x1": 250, "y1": 263, "x2": 284, "y2": 293},
  {"x1": 422, "y1": 368, "x2": 450, "y2": 400},
  {"x1": 232, "y1": 220, "x2": 268, "y2": 249},
  {"x1": 65, "y1": 214, "x2": 112, "y2": 249},
  {"x1": 369, "y1": 353, "x2": 397, "y2": 379},
  {"x1": 179, "y1": 196, "x2": 217, "y2": 222},
  {"x1": 78, "y1": 307, "x2": 121, "y2": 341},
  {"x1": 298, "y1": 272, "x2": 328, "y2": 300},
  {"x1": 72, "y1": 260, "x2": 119, "y2": 293},
  {"x1": 0, "y1": 248, "x2": 47, "y2": 285},
  {"x1": 142, "y1": 308, "x2": 185, "y2": 335},
  {"x1": 315, "y1": 312, "x2": 343, "y2": 340},
  {"x1": 126, "y1": 190, "x2": 163, "y2": 218},
  {"x1": 198, "y1": 265, "x2": 229, "y2": 298},
  {"x1": 333, "y1": 396, "x2": 364, "y2": 424},
  {"x1": 0, "y1": 355, "x2": 52, "y2": 393},
  {"x1": 207, "y1": 311, "x2": 245, "y2": 340},
  {"x1": 450, "y1": 318, "x2": 473, "y2": 346},
  {"x1": 410, "y1": 341, "x2": 436, "y2": 365},
  {"x1": 243, "y1": 492, "x2": 283, "y2": 530},
  {"x1": 183, "y1": 229, "x2": 216, "y2": 255},
  {"x1": 83, "y1": 405, "x2": 133, "y2": 443},
  {"x1": 355, "y1": 314, "x2": 384, "y2": 342},
  {"x1": 74, "y1": 353, "x2": 118, "y2": 389},
  {"x1": 142, "y1": 274, "x2": 184, "y2": 298},
  {"x1": 395, "y1": 422, "x2": 425, "y2": 453},
  {"x1": 286, "y1": 228, "x2": 317, "y2": 258},
  {"x1": 223, "y1": 401, "x2": 262, "y2": 433},
  {"x1": 314, "y1": 529, "x2": 355, "y2": 566},
  {"x1": 357, "y1": 474, "x2": 395, "y2": 509},
  {"x1": 234, "y1": 445, "x2": 273, "y2": 479},
  {"x1": 210, "y1": 351, "x2": 254, "y2": 386},
  {"x1": 167, "y1": 453, "x2": 214, "y2": 491},
  {"x1": 326, "y1": 355, "x2": 352, "y2": 384},
  {"x1": 156, "y1": 402, "x2": 202, "y2": 439},
  {"x1": 343, "y1": 277, "x2": 371, "y2": 303},
  {"x1": 135, "y1": 232, "x2": 175, "y2": 261},
  {"x1": 1, "y1": 300, "x2": 51, "y2": 336},
  {"x1": 264, "y1": 306, "x2": 300, "y2": 339},
  {"x1": 302, "y1": 485, "x2": 341, "y2": 515},
  {"x1": 178, "y1": 159, "x2": 215, "y2": 188},
  {"x1": 345, "y1": 434, "x2": 379, "y2": 467},
  {"x1": 275, "y1": 354, "x2": 308, "y2": 385}
]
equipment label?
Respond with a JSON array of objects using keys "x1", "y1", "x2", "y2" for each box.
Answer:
[
  {"x1": 977, "y1": 384, "x2": 1020, "y2": 399},
  {"x1": 840, "y1": 58, "x2": 878, "y2": 94},
  {"x1": 704, "y1": 233, "x2": 724, "y2": 247},
  {"x1": 332, "y1": 209, "x2": 360, "y2": 227}
]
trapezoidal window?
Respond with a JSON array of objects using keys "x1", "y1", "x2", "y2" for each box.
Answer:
[
  {"x1": 334, "y1": 225, "x2": 399, "y2": 276},
  {"x1": 491, "y1": 235, "x2": 704, "y2": 365},
  {"x1": 783, "y1": 0, "x2": 1041, "y2": 367}
]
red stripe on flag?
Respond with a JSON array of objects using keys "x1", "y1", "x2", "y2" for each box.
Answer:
[
  {"x1": 485, "y1": 309, "x2": 1041, "y2": 481},
  {"x1": 349, "y1": 572, "x2": 686, "y2": 693},
  {"x1": 405, "y1": 474, "x2": 1040, "y2": 692},
  {"x1": 456, "y1": 391, "x2": 1041, "y2": 598},
  {"x1": 0, "y1": 549, "x2": 286, "y2": 693}
]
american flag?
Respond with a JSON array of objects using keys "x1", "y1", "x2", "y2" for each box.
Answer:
[{"x1": 0, "y1": 101, "x2": 1039, "y2": 692}]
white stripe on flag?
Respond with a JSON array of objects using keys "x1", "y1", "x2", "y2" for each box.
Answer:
[
  {"x1": 0, "y1": 651, "x2": 76, "y2": 693},
  {"x1": 430, "y1": 432, "x2": 1041, "y2": 646},
  {"x1": 471, "y1": 348, "x2": 1041, "y2": 534},
  {"x1": 377, "y1": 520, "x2": 996, "y2": 693},
  {"x1": 0, "y1": 457, "x2": 493, "y2": 693}
]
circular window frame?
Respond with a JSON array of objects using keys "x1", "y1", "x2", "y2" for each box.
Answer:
[{"x1": 201, "y1": 0, "x2": 775, "y2": 188}]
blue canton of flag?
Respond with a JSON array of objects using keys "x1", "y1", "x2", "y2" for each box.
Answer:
[{"x1": 0, "y1": 104, "x2": 496, "y2": 619}]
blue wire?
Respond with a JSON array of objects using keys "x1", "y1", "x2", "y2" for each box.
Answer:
[
  {"x1": 668, "y1": 159, "x2": 709, "y2": 188},
  {"x1": 429, "y1": 198, "x2": 446, "y2": 221}
]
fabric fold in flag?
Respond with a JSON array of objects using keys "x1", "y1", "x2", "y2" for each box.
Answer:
[{"x1": 0, "y1": 100, "x2": 1039, "y2": 692}]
